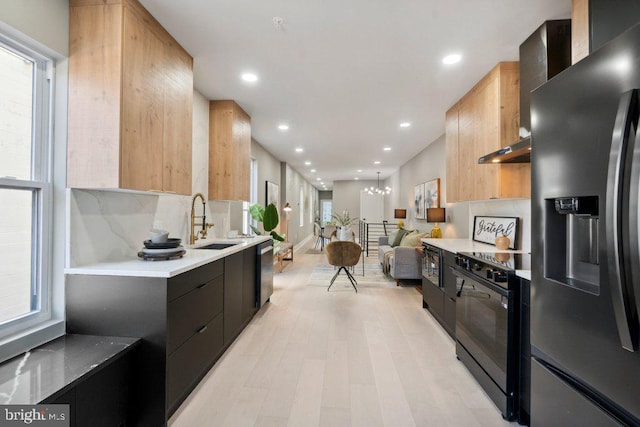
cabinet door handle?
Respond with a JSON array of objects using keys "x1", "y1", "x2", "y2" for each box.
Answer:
[
  {"x1": 197, "y1": 325, "x2": 208, "y2": 334},
  {"x1": 197, "y1": 282, "x2": 209, "y2": 289}
]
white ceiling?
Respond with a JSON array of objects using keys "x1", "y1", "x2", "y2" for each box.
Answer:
[{"x1": 140, "y1": 0, "x2": 571, "y2": 190}]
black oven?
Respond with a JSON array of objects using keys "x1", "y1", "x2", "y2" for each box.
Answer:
[{"x1": 452, "y1": 253, "x2": 522, "y2": 421}]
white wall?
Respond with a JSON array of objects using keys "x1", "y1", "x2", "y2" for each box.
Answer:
[
  {"x1": 282, "y1": 163, "x2": 318, "y2": 245},
  {"x1": 0, "y1": 0, "x2": 69, "y2": 57},
  {"x1": 332, "y1": 179, "x2": 377, "y2": 221}
]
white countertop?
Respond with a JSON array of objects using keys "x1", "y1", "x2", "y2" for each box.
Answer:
[
  {"x1": 64, "y1": 236, "x2": 273, "y2": 278},
  {"x1": 420, "y1": 238, "x2": 527, "y2": 254},
  {"x1": 421, "y1": 238, "x2": 531, "y2": 280}
]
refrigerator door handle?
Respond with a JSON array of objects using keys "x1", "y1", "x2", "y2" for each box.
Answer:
[
  {"x1": 606, "y1": 89, "x2": 639, "y2": 352},
  {"x1": 627, "y1": 123, "x2": 640, "y2": 333}
]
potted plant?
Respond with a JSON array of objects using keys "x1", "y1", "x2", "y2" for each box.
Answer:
[
  {"x1": 331, "y1": 210, "x2": 358, "y2": 240},
  {"x1": 249, "y1": 203, "x2": 285, "y2": 252}
]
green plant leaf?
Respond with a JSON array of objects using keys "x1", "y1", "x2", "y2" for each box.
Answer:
[
  {"x1": 263, "y1": 203, "x2": 279, "y2": 232},
  {"x1": 249, "y1": 224, "x2": 262, "y2": 235},
  {"x1": 270, "y1": 230, "x2": 285, "y2": 241},
  {"x1": 249, "y1": 204, "x2": 264, "y2": 222}
]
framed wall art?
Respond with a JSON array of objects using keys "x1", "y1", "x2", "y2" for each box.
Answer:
[
  {"x1": 424, "y1": 178, "x2": 440, "y2": 209},
  {"x1": 414, "y1": 183, "x2": 425, "y2": 219},
  {"x1": 265, "y1": 181, "x2": 279, "y2": 210}
]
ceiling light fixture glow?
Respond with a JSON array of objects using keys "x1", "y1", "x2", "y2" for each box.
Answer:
[
  {"x1": 304, "y1": 161, "x2": 311, "y2": 165},
  {"x1": 310, "y1": 169, "x2": 316, "y2": 173},
  {"x1": 278, "y1": 124, "x2": 289, "y2": 130},
  {"x1": 374, "y1": 161, "x2": 381, "y2": 165},
  {"x1": 241, "y1": 72, "x2": 258, "y2": 82},
  {"x1": 383, "y1": 147, "x2": 391, "y2": 151},
  {"x1": 357, "y1": 169, "x2": 363, "y2": 173},
  {"x1": 295, "y1": 148, "x2": 303, "y2": 153},
  {"x1": 442, "y1": 54, "x2": 462, "y2": 65},
  {"x1": 399, "y1": 122, "x2": 411, "y2": 128},
  {"x1": 316, "y1": 178, "x2": 321, "y2": 181}
]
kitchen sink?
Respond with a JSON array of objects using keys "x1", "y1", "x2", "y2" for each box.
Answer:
[{"x1": 194, "y1": 242, "x2": 239, "y2": 250}]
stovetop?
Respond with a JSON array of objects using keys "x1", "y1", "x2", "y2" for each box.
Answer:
[
  {"x1": 459, "y1": 252, "x2": 530, "y2": 272},
  {"x1": 455, "y1": 252, "x2": 531, "y2": 287}
]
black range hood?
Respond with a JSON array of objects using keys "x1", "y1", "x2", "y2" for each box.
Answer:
[
  {"x1": 478, "y1": 20, "x2": 571, "y2": 164},
  {"x1": 478, "y1": 137, "x2": 531, "y2": 164}
]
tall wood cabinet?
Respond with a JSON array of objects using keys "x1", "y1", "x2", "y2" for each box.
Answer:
[
  {"x1": 445, "y1": 62, "x2": 530, "y2": 203},
  {"x1": 68, "y1": 0, "x2": 193, "y2": 195},
  {"x1": 209, "y1": 100, "x2": 251, "y2": 201}
]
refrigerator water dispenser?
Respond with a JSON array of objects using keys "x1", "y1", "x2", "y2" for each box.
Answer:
[{"x1": 544, "y1": 196, "x2": 600, "y2": 294}]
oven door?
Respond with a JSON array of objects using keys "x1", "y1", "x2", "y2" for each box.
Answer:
[{"x1": 453, "y1": 267, "x2": 513, "y2": 393}]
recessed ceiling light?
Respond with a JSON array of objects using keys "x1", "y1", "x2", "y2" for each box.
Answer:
[
  {"x1": 354, "y1": 177, "x2": 359, "y2": 180},
  {"x1": 374, "y1": 161, "x2": 381, "y2": 165},
  {"x1": 442, "y1": 54, "x2": 462, "y2": 65},
  {"x1": 278, "y1": 124, "x2": 289, "y2": 130},
  {"x1": 295, "y1": 148, "x2": 303, "y2": 153},
  {"x1": 304, "y1": 161, "x2": 311, "y2": 166},
  {"x1": 383, "y1": 147, "x2": 391, "y2": 151},
  {"x1": 310, "y1": 169, "x2": 316, "y2": 173},
  {"x1": 400, "y1": 122, "x2": 411, "y2": 128},
  {"x1": 357, "y1": 169, "x2": 363, "y2": 173},
  {"x1": 316, "y1": 178, "x2": 321, "y2": 181},
  {"x1": 241, "y1": 72, "x2": 258, "y2": 82}
]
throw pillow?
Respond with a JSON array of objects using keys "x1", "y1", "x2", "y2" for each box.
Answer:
[
  {"x1": 387, "y1": 230, "x2": 398, "y2": 246},
  {"x1": 400, "y1": 231, "x2": 427, "y2": 247},
  {"x1": 391, "y1": 229, "x2": 409, "y2": 247}
]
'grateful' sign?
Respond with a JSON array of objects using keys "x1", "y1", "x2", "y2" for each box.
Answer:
[{"x1": 472, "y1": 216, "x2": 519, "y2": 249}]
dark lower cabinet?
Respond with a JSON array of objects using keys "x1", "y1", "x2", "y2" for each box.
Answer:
[
  {"x1": 66, "y1": 244, "x2": 262, "y2": 426},
  {"x1": 243, "y1": 247, "x2": 257, "y2": 321},
  {"x1": 224, "y1": 251, "x2": 244, "y2": 345},
  {"x1": 45, "y1": 350, "x2": 134, "y2": 427}
]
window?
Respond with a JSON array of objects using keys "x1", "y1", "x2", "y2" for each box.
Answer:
[
  {"x1": 0, "y1": 35, "x2": 53, "y2": 340},
  {"x1": 321, "y1": 200, "x2": 332, "y2": 224}
]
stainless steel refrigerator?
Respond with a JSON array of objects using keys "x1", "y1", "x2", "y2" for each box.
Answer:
[{"x1": 531, "y1": 24, "x2": 640, "y2": 426}]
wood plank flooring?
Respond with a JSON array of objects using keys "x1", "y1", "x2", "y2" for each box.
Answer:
[{"x1": 169, "y1": 240, "x2": 515, "y2": 427}]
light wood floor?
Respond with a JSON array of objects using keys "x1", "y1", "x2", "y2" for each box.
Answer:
[{"x1": 169, "y1": 239, "x2": 515, "y2": 427}]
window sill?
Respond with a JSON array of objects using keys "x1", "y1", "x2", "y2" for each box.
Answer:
[{"x1": 0, "y1": 319, "x2": 65, "y2": 364}]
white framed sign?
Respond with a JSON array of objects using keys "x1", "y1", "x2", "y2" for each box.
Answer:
[{"x1": 472, "y1": 216, "x2": 519, "y2": 249}]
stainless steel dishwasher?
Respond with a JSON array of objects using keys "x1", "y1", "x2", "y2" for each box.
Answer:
[{"x1": 256, "y1": 240, "x2": 274, "y2": 307}]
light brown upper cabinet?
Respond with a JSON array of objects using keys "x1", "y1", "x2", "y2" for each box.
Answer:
[
  {"x1": 68, "y1": 0, "x2": 193, "y2": 195},
  {"x1": 572, "y1": 0, "x2": 589, "y2": 64},
  {"x1": 209, "y1": 101, "x2": 251, "y2": 201},
  {"x1": 445, "y1": 62, "x2": 530, "y2": 203}
]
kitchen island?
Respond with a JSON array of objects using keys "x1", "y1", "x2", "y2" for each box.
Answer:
[{"x1": 65, "y1": 236, "x2": 272, "y2": 426}]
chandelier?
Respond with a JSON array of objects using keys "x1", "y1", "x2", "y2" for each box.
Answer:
[{"x1": 366, "y1": 172, "x2": 391, "y2": 195}]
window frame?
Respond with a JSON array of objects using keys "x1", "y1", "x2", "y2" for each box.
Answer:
[{"x1": 0, "y1": 33, "x2": 54, "y2": 341}]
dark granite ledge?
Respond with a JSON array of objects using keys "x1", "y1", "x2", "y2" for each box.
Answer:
[{"x1": 0, "y1": 334, "x2": 140, "y2": 405}]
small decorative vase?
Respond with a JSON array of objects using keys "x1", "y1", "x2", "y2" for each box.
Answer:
[
  {"x1": 339, "y1": 226, "x2": 348, "y2": 241},
  {"x1": 495, "y1": 235, "x2": 510, "y2": 250}
]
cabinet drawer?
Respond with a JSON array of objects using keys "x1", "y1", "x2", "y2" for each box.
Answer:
[
  {"x1": 167, "y1": 275, "x2": 223, "y2": 354},
  {"x1": 168, "y1": 259, "x2": 223, "y2": 301},
  {"x1": 167, "y1": 312, "x2": 223, "y2": 413}
]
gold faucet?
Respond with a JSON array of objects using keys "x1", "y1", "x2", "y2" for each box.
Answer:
[{"x1": 190, "y1": 193, "x2": 214, "y2": 245}]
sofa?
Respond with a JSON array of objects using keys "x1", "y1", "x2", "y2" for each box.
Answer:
[{"x1": 378, "y1": 234, "x2": 423, "y2": 285}]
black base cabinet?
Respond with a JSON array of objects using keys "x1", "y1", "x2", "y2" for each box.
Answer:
[
  {"x1": 66, "y1": 246, "x2": 262, "y2": 427},
  {"x1": 44, "y1": 349, "x2": 135, "y2": 427}
]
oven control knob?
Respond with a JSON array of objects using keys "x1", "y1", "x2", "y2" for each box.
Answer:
[
  {"x1": 474, "y1": 263, "x2": 482, "y2": 271},
  {"x1": 493, "y1": 271, "x2": 508, "y2": 282},
  {"x1": 486, "y1": 269, "x2": 495, "y2": 279}
]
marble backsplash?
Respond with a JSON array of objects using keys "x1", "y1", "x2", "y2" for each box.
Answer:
[{"x1": 67, "y1": 189, "x2": 236, "y2": 267}]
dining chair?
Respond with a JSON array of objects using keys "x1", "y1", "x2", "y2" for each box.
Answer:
[{"x1": 325, "y1": 241, "x2": 362, "y2": 293}]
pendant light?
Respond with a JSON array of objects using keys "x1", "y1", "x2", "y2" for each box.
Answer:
[{"x1": 366, "y1": 172, "x2": 391, "y2": 195}]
